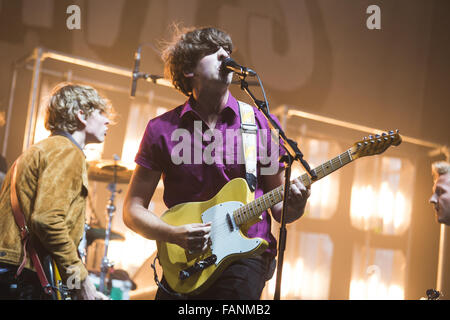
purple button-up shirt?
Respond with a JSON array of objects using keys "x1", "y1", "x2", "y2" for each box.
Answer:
[{"x1": 135, "y1": 93, "x2": 285, "y2": 256}]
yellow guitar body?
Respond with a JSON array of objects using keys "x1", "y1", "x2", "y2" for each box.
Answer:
[
  {"x1": 157, "y1": 178, "x2": 269, "y2": 295},
  {"x1": 52, "y1": 260, "x2": 63, "y2": 300},
  {"x1": 43, "y1": 254, "x2": 71, "y2": 300}
]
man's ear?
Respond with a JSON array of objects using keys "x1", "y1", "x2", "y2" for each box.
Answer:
[{"x1": 76, "y1": 109, "x2": 87, "y2": 127}]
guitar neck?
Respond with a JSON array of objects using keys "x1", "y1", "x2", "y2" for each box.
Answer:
[{"x1": 233, "y1": 148, "x2": 354, "y2": 225}]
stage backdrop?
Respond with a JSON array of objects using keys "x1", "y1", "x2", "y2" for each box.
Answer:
[{"x1": 0, "y1": 0, "x2": 449, "y2": 300}]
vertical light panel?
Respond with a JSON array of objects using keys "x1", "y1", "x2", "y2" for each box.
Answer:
[
  {"x1": 121, "y1": 102, "x2": 154, "y2": 169},
  {"x1": 350, "y1": 245, "x2": 406, "y2": 300},
  {"x1": 264, "y1": 232, "x2": 333, "y2": 299},
  {"x1": 350, "y1": 156, "x2": 415, "y2": 235},
  {"x1": 292, "y1": 138, "x2": 341, "y2": 220},
  {"x1": 33, "y1": 81, "x2": 51, "y2": 144}
]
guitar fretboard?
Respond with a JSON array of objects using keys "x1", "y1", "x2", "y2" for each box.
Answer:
[{"x1": 233, "y1": 149, "x2": 354, "y2": 225}]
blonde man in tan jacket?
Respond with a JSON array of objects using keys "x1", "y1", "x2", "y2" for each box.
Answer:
[{"x1": 0, "y1": 83, "x2": 111, "y2": 300}]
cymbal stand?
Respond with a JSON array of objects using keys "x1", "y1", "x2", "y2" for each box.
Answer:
[{"x1": 98, "y1": 155, "x2": 121, "y2": 294}]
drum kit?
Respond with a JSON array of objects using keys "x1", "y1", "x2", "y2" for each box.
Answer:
[{"x1": 78, "y1": 155, "x2": 137, "y2": 299}]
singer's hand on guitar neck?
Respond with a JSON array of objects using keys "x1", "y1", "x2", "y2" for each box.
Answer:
[
  {"x1": 266, "y1": 175, "x2": 311, "y2": 224},
  {"x1": 287, "y1": 177, "x2": 311, "y2": 215}
]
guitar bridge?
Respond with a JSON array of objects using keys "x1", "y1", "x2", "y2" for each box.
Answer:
[{"x1": 179, "y1": 255, "x2": 217, "y2": 280}]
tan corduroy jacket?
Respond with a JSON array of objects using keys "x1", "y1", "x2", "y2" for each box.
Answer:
[{"x1": 0, "y1": 135, "x2": 89, "y2": 283}]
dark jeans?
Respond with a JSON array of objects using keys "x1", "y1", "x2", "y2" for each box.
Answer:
[
  {"x1": 155, "y1": 254, "x2": 276, "y2": 300},
  {"x1": 0, "y1": 263, "x2": 48, "y2": 300}
]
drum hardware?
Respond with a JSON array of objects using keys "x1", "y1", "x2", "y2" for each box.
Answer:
[
  {"x1": 89, "y1": 269, "x2": 137, "y2": 300},
  {"x1": 78, "y1": 226, "x2": 125, "y2": 265},
  {"x1": 97, "y1": 155, "x2": 122, "y2": 295},
  {"x1": 84, "y1": 156, "x2": 134, "y2": 296},
  {"x1": 86, "y1": 227, "x2": 125, "y2": 245},
  {"x1": 87, "y1": 159, "x2": 133, "y2": 184}
]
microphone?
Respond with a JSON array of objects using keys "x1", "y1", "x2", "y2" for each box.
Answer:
[
  {"x1": 130, "y1": 46, "x2": 142, "y2": 97},
  {"x1": 222, "y1": 57, "x2": 256, "y2": 77}
]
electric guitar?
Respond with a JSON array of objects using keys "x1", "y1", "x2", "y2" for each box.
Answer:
[
  {"x1": 156, "y1": 130, "x2": 402, "y2": 295},
  {"x1": 43, "y1": 255, "x2": 72, "y2": 300}
]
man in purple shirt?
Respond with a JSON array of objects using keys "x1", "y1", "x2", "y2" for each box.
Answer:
[{"x1": 123, "y1": 26, "x2": 310, "y2": 300}]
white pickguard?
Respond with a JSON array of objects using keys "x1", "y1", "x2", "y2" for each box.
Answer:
[{"x1": 201, "y1": 201, "x2": 263, "y2": 264}]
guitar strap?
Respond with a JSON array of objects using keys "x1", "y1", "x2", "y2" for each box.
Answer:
[
  {"x1": 10, "y1": 158, "x2": 53, "y2": 296},
  {"x1": 238, "y1": 101, "x2": 258, "y2": 192}
]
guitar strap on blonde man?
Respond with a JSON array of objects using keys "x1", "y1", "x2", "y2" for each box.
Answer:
[
  {"x1": 238, "y1": 101, "x2": 258, "y2": 192},
  {"x1": 9, "y1": 158, "x2": 53, "y2": 297}
]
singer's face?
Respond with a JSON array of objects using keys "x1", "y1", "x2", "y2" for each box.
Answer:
[
  {"x1": 430, "y1": 173, "x2": 450, "y2": 225},
  {"x1": 189, "y1": 47, "x2": 233, "y2": 88}
]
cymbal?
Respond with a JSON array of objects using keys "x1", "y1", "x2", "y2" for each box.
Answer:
[
  {"x1": 88, "y1": 159, "x2": 133, "y2": 183},
  {"x1": 86, "y1": 227, "x2": 125, "y2": 242}
]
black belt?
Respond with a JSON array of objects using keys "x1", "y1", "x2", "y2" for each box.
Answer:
[{"x1": 0, "y1": 262, "x2": 39, "y2": 283}]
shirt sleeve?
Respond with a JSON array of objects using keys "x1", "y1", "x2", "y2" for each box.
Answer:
[
  {"x1": 30, "y1": 146, "x2": 88, "y2": 283},
  {"x1": 135, "y1": 119, "x2": 165, "y2": 172}
]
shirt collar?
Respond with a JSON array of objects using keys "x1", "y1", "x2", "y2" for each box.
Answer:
[
  {"x1": 180, "y1": 92, "x2": 240, "y2": 120},
  {"x1": 51, "y1": 130, "x2": 84, "y2": 153}
]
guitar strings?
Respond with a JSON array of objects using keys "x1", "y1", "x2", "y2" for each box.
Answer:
[
  {"x1": 204, "y1": 146, "x2": 397, "y2": 243},
  {"x1": 204, "y1": 152, "x2": 352, "y2": 242}
]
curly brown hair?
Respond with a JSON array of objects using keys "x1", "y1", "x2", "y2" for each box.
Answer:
[
  {"x1": 432, "y1": 161, "x2": 450, "y2": 180},
  {"x1": 162, "y1": 26, "x2": 233, "y2": 96},
  {"x1": 45, "y1": 83, "x2": 113, "y2": 133}
]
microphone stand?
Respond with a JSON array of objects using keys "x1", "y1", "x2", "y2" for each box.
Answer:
[{"x1": 237, "y1": 74, "x2": 317, "y2": 300}]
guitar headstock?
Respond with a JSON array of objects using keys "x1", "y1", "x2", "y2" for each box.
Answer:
[{"x1": 350, "y1": 130, "x2": 402, "y2": 159}]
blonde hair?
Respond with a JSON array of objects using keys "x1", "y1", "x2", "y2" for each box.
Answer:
[
  {"x1": 45, "y1": 83, "x2": 113, "y2": 133},
  {"x1": 431, "y1": 161, "x2": 450, "y2": 181},
  {"x1": 162, "y1": 26, "x2": 233, "y2": 96}
]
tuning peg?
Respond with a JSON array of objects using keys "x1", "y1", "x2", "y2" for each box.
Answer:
[
  {"x1": 375, "y1": 134, "x2": 380, "y2": 138},
  {"x1": 396, "y1": 129, "x2": 399, "y2": 133},
  {"x1": 364, "y1": 141, "x2": 369, "y2": 145},
  {"x1": 384, "y1": 137, "x2": 389, "y2": 141},
  {"x1": 369, "y1": 135, "x2": 373, "y2": 139},
  {"x1": 382, "y1": 132, "x2": 387, "y2": 136},
  {"x1": 389, "y1": 130, "x2": 394, "y2": 134}
]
